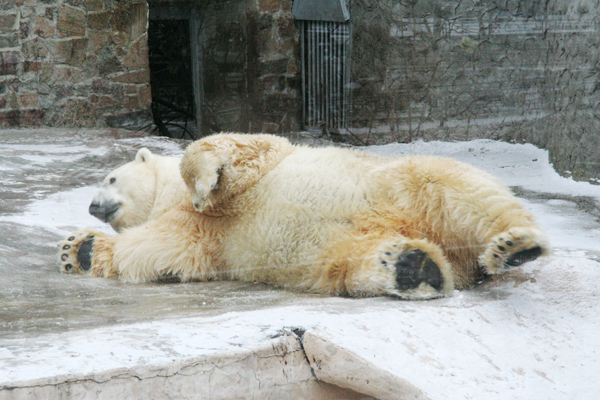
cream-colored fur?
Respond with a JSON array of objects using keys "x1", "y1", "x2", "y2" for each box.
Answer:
[{"x1": 59, "y1": 134, "x2": 550, "y2": 300}]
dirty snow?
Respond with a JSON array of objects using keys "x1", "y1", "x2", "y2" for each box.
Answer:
[{"x1": 1, "y1": 137, "x2": 599, "y2": 399}]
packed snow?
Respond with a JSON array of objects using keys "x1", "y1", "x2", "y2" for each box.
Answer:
[{"x1": 1, "y1": 136, "x2": 599, "y2": 399}]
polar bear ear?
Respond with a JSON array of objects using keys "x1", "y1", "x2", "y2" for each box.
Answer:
[{"x1": 135, "y1": 148, "x2": 153, "y2": 163}]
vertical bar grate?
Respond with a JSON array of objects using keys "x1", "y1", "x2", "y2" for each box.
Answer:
[{"x1": 300, "y1": 19, "x2": 351, "y2": 130}]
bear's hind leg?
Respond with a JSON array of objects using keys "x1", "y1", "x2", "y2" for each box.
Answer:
[
  {"x1": 479, "y1": 227, "x2": 550, "y2": 274},
  {"x1": 312, "y1": 236, "x2": 454, "y2": 300}
]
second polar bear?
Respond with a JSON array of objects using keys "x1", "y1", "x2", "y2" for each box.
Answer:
[{"x1": 59, "y1": 133, "x2": 549, "y2": 300}]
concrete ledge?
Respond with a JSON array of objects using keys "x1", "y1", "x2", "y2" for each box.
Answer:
[
  {"x1": 0, "y1": 334, "x2": 377, "y2": 400},
  {"x1": 303, "y1": 331, "x2": 427, "y2": 400}
]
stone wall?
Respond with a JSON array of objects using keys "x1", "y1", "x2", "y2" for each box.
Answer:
[
  {"x1": 1, "y1": 0, "x2": 598, "y2": 181},
  {"x1": 0, "y1": 0, "x2": 151, "y2": 128},
  {"x1": 350, "y1": 0, "x2": 600, "y2": 182}
]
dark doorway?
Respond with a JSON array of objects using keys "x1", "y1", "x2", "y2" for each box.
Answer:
[{"x1": 148, "y1": 4, "x2": 203, "y2": 140}]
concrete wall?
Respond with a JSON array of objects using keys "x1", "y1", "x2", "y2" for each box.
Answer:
[
  {"x1": 0, "y1": 0, "x2": 151, "y2": 128},
  {"x1": 350, "y1": 0, "x2": 600, "y2": 182}
]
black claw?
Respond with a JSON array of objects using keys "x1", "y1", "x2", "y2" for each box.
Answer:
[
  {"x1": 77, "y1": 236, "x2": 95, "y2": 271},
  {"x1": 505, "y1": 246, "x2": 543, "y2": 268},
  {"x1": 506, "y1": 241, "x2": 514, "y2": 246},
  {"x1": 394, "y1": 250, "x2": 444, "y2": 292},
  {"x1": 498, "y1": 245, "x2": 506, "y2": 251}
]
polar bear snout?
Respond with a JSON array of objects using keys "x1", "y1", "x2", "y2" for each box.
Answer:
[{"x1": 89, "y1": 199, "x2": 121, "y2": 223}]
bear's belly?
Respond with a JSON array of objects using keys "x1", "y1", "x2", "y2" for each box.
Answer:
[{"x1": 221, "y1": 149, "x2": 372, "y2": 287}]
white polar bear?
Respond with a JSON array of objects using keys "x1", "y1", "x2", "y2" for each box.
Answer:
[{"x1": 59, "y1": 133, "x2": 550, "y2": 300}]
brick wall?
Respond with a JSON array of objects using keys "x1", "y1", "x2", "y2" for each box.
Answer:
[{"x1": 0, "y1": 0, "x2": 151, "y2": 128}]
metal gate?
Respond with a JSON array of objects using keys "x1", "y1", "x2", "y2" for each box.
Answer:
[{"x1": 294, "y1": 0, "x2": 352, "y2": 130}]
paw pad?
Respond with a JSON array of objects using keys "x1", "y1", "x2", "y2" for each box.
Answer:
[
  {"x1": 57, "y1": 232, "x2": 96, "y2": 275},
  {"x1": 480, "y1": 227, "x2": 549, "y2": 274},
  {"x1": 394, "y1": 250, "x2": 444, "y2": 292},
  {"x1": 378, "y1": 242, "x2": 450, "y2": 299}
]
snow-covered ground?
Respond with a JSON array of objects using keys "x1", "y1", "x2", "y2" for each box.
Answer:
[{"x1": 1, "y1": 131, "x2": 599, "y2": 399}]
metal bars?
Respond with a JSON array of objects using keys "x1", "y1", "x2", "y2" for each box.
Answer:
[{"x1": 300, "y1": 20, "x2": 351, "y2": 130}]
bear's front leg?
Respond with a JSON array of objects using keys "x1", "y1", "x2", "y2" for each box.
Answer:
[
  {"x1": 180, "y1": 149, "x2": 225, "y2": 212},
  {"x1": 58, "y1": 229, "x2": 117, "y2": 278},
  {"x1": 59, "y1": 210, "x2": 220, "y2": 283}
]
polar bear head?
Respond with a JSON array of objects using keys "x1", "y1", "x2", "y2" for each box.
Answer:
[{"x1": 89, "y1": 148, "x2": 160, "y2": 232}]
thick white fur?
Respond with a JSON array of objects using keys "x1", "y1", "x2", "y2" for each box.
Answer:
[
  {"x1": 90, "y1": 148, "x2": 187, "y2": 232},
  {"x1": 60, "y1": 134, "x2": 550, "y2": 299}
]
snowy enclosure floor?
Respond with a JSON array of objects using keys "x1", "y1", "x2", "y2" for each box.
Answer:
[{"x1": 1, "y1": 129, "x2": 599, "y2": 399}]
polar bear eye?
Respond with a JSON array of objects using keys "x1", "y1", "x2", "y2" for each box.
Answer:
[{"x1": 109, "y1": 177, "x2": 116, "y2": 184}]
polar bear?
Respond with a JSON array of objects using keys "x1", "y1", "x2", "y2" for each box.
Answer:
[{"x1": 59, "y1": 133, "x2": 550, "y2": 299}]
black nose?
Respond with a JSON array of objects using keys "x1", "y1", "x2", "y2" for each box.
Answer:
[{"x1": 89, "y1": 200, "x2": 120, "y2": 222}]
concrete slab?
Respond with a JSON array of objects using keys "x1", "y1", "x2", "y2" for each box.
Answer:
[{"x1": 1, "y1": 129, "x2": 599, "y2": 399}]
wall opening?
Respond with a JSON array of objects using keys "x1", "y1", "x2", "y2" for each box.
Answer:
[{"x1": 148, "y1": 3, "x2": 202, "y2": 139}]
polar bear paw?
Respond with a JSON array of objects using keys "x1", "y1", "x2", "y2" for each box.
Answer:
[
  {"x1": 378, "y1": 241, "x2": 453, "y2": 300},
  {"x1": 479, "y1": 227, "x2": 550, "y2": 274},
  {"x1": 190, "y1": 165, "x2": 223, "y2": 211},
  {"x1": 58, "y1": 230, "x2": 101, "y2": 276}
]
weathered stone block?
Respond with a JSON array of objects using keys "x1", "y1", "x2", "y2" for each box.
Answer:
[
  {"x1": 0, "y1": 2, "x2": 17, "y2": 12},
  {"x1": 87, "y1": 30, "x2": 111, "y2": 54},
  {"x1": 19, "y1": 19, "x2": 29, "y2": 39},
  {"x1": 54, "y1": 38, "x2": 88, "y2": 66},
  {"x1": 87, "y1": 10, "x2": 111, "y2": 31},
  {"x1": 35, "y1": 16, "x2": 55, "y2": 38},
  {"x1": 92, "y1": 78, "x2": 124, "y2": 97},
  {"x1": 98, "y1": 55, "x2": 123, "y2": 75},
  {"x1": 0, "y1": 33, "x2": 18, "y2": 48},
  {"x1": 277, "y1": 17, "x2": 296, "y2": 38},
  {"x1": 138, "y1": 83, "x2": 151, "y2": 108},
  {"x1": 57, "y1": 5, "x2": 85, "y2": 38},
  {"x1": 0, "y1": 108, "x2": 44, "y2": 127},
  {"x1": 123, "y1": 35, "x2": 148, "y2": 70},
  {"x1": 90, "y1": 93, "x2": 117, "y2": 108},
  {"x1": 19, "y1": 91, "x2": 38, "y2": 108},
  {"x1": 7, "y1": 91, "x2": 17, "y2": 108},
  {"x1": 84, "y1": 0, "x2": 103, "y2": 12},
  {"x1": 259, "y1": 57, "x2": 288, "y2": 75},
  {"x1": 60, "y1": 98, "x2": 96, "y2": 126},
  {"x1": 113, "y1": 70, "x2": 150, "y2": 84},
  {"x1": 64, "y1": 0, "x2": 85, "y2": 8},
  {"x1": 259, "y1": 0, "x2": 280, "y2": 12},
  {"x1": 0, "y1": 14, "x2": 16, "y2": 30},
  {"x1": 22, "y1": 37, "x2": 50, "y2": 60},
  {"x1": 0, "y1": 51, "x2": 18, "y2": 75},
  {"x1": 44, "y1": 65, "x2": 83, "y2": 84},
  {"x1": 23, "y1": 61, "x2": 40, "y2": 72},
  {"x1": 123, "y1": 94, "x2": 139, "y2": 109}
]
